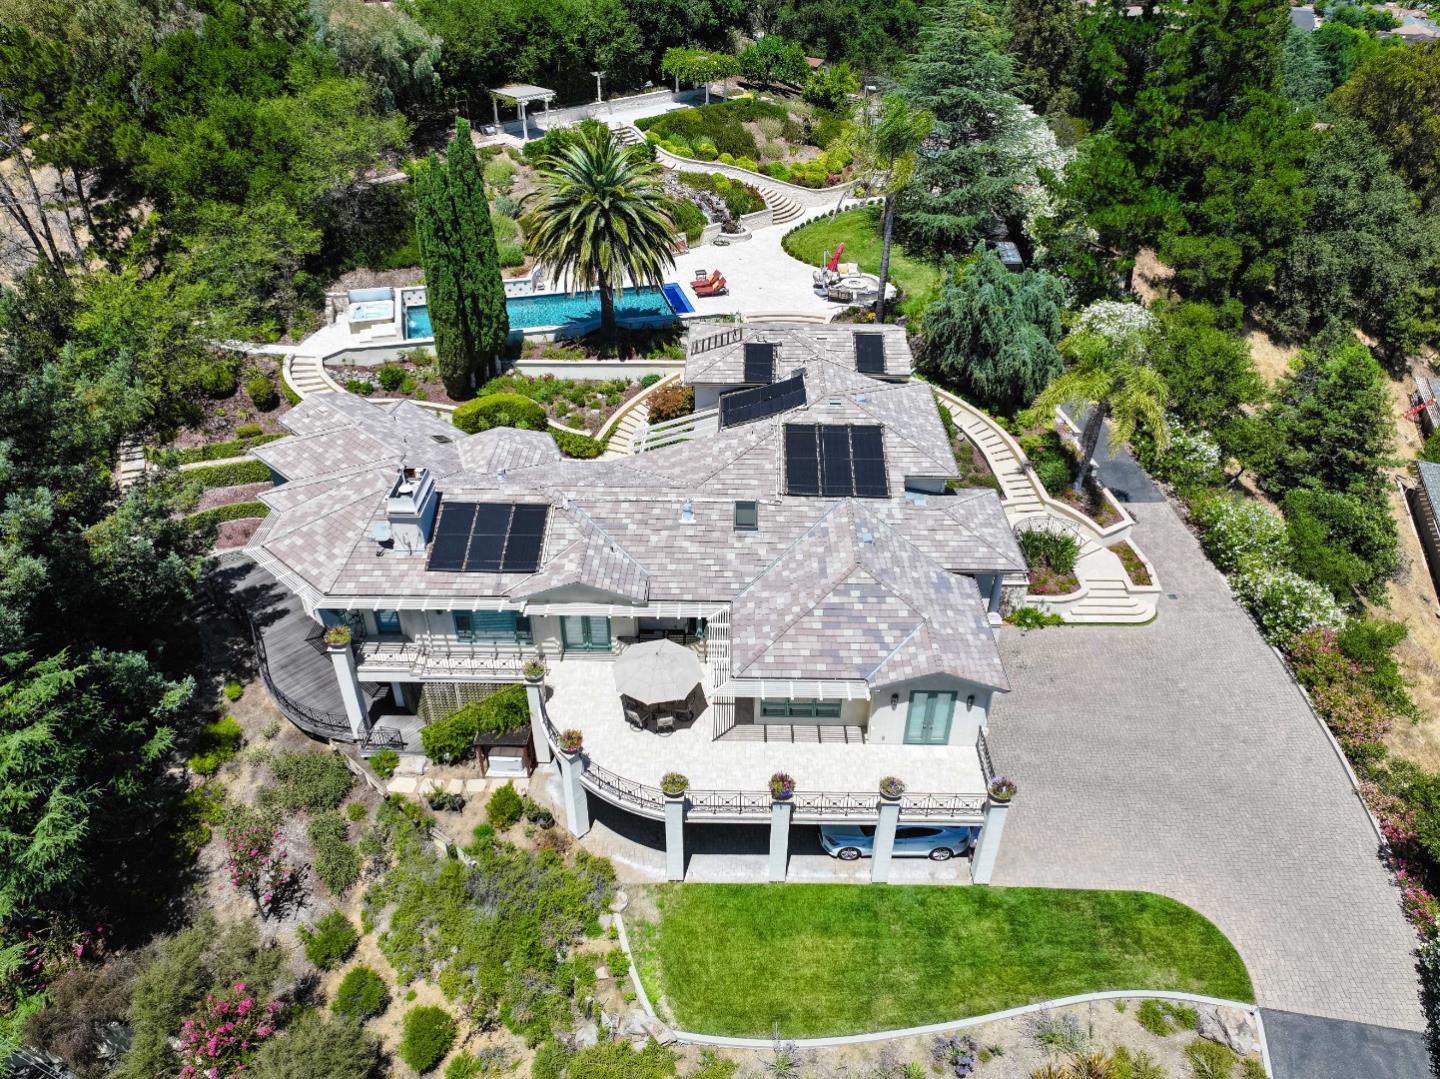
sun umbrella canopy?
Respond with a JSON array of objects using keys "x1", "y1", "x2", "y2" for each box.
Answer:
[{"x1": 613, "y1": 639, "x2": 703, "y2": 706}]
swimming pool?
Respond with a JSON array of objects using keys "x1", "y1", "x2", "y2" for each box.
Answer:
[{"x1": 401, "y1": 284, "x2": 691, "y2": 340}]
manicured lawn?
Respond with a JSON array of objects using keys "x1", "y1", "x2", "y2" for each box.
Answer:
[
  {"x1": 627, "y1": 884, "x2": 1253, "y2": 1038},
  {"x1": 782, "y1": 206, "x2": 944, "y2": 318}
]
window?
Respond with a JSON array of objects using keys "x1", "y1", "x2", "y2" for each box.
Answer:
[
  {"x1": 734, "y1": 501, "x2": 758, "y2": 532},
  {"x1": 375, "y1": 609, "x2": 402, "y2": 636},
  {"x1": 453, "y1": 611, "x2": 532, "y2": 644},
  {"x1": 760, "y1": 699, "x2": 842, "y2": 719},
  {"x1": 904, "y1": 691, "x2": 956, "y2": 745},
  {"x1": 561, "y1": 615, "x2": 611, "y2": 653}
]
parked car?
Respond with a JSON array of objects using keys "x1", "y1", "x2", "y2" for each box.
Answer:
[{"x1": 819, "y1": 823, "x2": 977, "y2": 861}]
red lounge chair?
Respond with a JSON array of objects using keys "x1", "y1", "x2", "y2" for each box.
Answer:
[{"x1": 693, "y1": 274, "x2": 728, "y2": 296}]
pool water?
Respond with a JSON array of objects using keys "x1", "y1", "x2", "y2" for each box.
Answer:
[{"x1": 402, "y1": 286, "x2": 685, "y2": 339}]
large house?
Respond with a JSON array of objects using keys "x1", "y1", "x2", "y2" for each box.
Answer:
[{"x1": 240, "y1": 322, "x2": 1027, "y2": 882}]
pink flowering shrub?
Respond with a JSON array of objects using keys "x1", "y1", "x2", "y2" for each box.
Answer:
[
  {"x1": 224, "y1": 816, "x2": 298, "y2": 918},
  {"x1": 178, "y1": 981, "x2": 281, "y2": 1079},
  {"x1": 1288, "y1": 628, "x2": 1393, "y2": 748},
  {"x1": 5, "y1": 920, "x2": 107, "y2": 995}
]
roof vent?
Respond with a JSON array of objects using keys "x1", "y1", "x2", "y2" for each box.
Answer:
[
  {"x1": 386, "y1": 467, "x2": 439, "y2": 555},
  {"x1": 858, "y1": 528, "x2": 875, "y2": 545},
  {"x1": 680, "y1": 498, "x2": 695, "y2": 524}
]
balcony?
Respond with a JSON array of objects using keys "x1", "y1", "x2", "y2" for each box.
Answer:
[
  {"x1": 540, "y1": 657, "x2": 992, "y2": 825},
  {"x1": 355, "y1": 637, "x2": 529, "y2": 681}
]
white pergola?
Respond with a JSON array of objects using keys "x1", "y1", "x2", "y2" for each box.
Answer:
[{"x1": 488, "y1": 83, "x2": 557, "y2": 141}]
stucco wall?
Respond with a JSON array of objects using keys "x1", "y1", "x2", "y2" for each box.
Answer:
[{"x1": 866, "y1": 677, "x2": 992, "y2": 746}]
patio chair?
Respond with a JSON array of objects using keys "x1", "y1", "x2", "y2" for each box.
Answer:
[
  {"x1": 694, "y1": 269, "x2": 711, "y2": 280},
  {"x1": 693, "y1": 274, "x2": 728, "y2": 297},
  {"x1": 655, "y1": 712, "x2": 676, "y2": 735},
  {"x1": 623, "y1": 702, "x2": 646, "y2": 730}
]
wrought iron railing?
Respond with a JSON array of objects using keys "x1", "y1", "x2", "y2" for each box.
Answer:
[
  {"x1": 356, "y1": 638, "x2": 527, "y2": 679},
  {"x1": 581, "y1": 760, "x2": 667, "y2": 816},
  {"x1": 686, "y1": 788, "x2": 773, "y2": 818},
  {"x1": 228, "y1": 597, "x2": 355, "y2": 741},
  {"x1": 977, "y1": 728, "x2": 996, "y2": 787},
  {"x1": 689, "y1": 326, "x2": 742, "y2": 355}
]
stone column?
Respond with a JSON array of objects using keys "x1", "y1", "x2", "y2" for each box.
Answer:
[
  {"x1": 520, "y1": 101, "x2": 529, "y2": 141},
  {"x1": 492, "y1": 97, "x2": 500, "y2": 132},
  {"x1": 988, "y1": 574, "x2": 1003, "y2": 616},
  {"x1": 664, "y1": 795, "x2": 686, "y2": 882},
  {"x1": 328, "y1": 643, "x2": 368, "y2": 740},
  {"x1": 970, "y1": 799, "x2": 1011, "y2": 885},
  {"x1": 557, "y1": 748, "x2": 591, "y2": 837},
  {"x1": 768, "y1": 801, "x2": 792, "y2": 882},
  {"x1": 870, "y1": 798, "x2": 901, "y2": 884},
  {"x1": 525, "y1": 681, "x2": 552, "y2": 765}
]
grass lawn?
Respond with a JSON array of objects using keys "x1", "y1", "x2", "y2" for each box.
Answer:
[
  {"x1": 627, "y1": 884, "x2": 1253, "y2": 1038},
  {"x1": 782, "y1": 206, "x2": 944, "y2": 319}
]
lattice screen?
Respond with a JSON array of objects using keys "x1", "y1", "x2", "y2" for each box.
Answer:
[{"x1": 416, "y1": 682, "x2": 505, "y2": 725}]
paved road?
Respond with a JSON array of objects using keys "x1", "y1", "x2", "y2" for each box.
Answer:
[
  {"x1": 990, "y1": 443, "x2": 1426, "y2": 1033},
  {"x1": 1263, "y1": 1009, "x2": 1429, "y2": 1079}
]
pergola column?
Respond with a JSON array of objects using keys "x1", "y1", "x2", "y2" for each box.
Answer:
[
  {"x1": 970, "y1": 798, "x2": 1011, "y2": 885},
  {"x1": 664, "y1": 795, "x2": 685, "y2": 881},
  {"x1": 870, "y1": 798, "x2": 901, "y2": 884},
  {"x1": 327, "y1": 642, "x2": 368, "y2": 740},
  {"x1": 768, "y1": 800, "x2": 792, "y2": 882},
  {"x1": 492, "y1": 97, "x2": 500, "y2": 132},
  {"x1": 519, "y1": 101, "x2": 529, "y2": 141},
  {"x1": 526, "y1": 681, "x2": 552, "y2": 765},
  {"x1": 557, "y1": 748, "x2": 591, "y2": 837}
]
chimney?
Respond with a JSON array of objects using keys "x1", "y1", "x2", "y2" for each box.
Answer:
[
  {"x1": 386, "y1": 467, "x2": 439, "y2": 554},
  {"x1": 680, "y1": 498, "x2": 695, "y2": 524}
]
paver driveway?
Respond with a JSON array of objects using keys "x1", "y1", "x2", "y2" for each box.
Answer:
[{"x1": 989, "y1": 470, "x2": 1425, "y2": 1032}]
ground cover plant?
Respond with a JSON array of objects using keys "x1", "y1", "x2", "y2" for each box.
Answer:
[
  {"x1": 627, "y1": 884, "x2": 1252, "y2": 1037},
  {"x1": 784, "y1": 207, "x2": 943, "y2": 319}
]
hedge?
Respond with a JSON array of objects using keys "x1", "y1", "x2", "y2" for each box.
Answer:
[
  {"x1": 551, "y1": 428, "x2": 606, "y2": 458},
  {"x1": 170, "y1": 434, "x2": 282, "y2": 464},
  {"x1": 185, "y1": 459, "x2": 273, "y2": 488},
  {"x1": 189, "y1": 501, "x2": 270, "y2": 529},
  {"x1": 453, "y1": 392, "x2": 548, "y2": 434}
]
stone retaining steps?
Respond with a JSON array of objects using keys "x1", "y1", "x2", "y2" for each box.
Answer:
[
  {"x1": 285, "y1": 353, "x2": 335, "y2": 398},
  {"x1": 603, "y1": 401, "x2": 651, "y2": 458}
]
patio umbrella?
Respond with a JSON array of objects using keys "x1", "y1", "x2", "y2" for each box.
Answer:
[{"x1": 612, "y1": 638, "x2": 704, "y2": 707}]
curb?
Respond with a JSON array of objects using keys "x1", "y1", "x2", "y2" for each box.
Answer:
[{"x1": 613, "y1": 912, "x2": 1273, "y2": 1073}]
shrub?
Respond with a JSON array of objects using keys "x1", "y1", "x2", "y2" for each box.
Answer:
[
  {"x1": 308, "y1": 811, "x2": 361, "y2": 895},
  {"x1": 266, "y1": 751, "x2": 355, "y2": 813},
  {"x1": 1020, "y1": 432, "x2": 1075, "y2": 495},
  {"x1": 444, "y1": 1051, "x2": 485, "y2": 1079},
  {"x1": 1282, "y1": 486, "x2": 1398, "y2": 600},
  {"x1": 473, "y1": 684, "x2": 529, "y2": 735},
  {"x1": 551, "y1": 428, "x2": 605, "y2": 458},
  {"x1": 425, "y1": 785, "x2": 466, "y2": 812},
  {"x1": 369, "y1": 748, "x2": 400, "y2": 778},
  {"x1": 377, "y1": 364, "x2": 408, "y2": 391},
  {"x1": 333, "y1": 965, "x2": 389, "y2": 1021},
  {"x1": 1232, "y1": 565, "x2": 1345, "y2": 649},
  {"x1": 399, "y1": 1006, "x2": 456, "y2": 1073},
  {"x1": 484, "y1": 158, "x2": 516, "y2": 191},
  {"x1": 1017, "y1": 528, "x2": 1079, "y2": 575},
  {"x1": 1134, "y1": 416, "x2": 1223, "y2": 490},
  {"x1": 453, "y1": 393, "x2": 548, "y2": 434},
  {"x1": 189, "y1": 501, "x2": 270, "y2": 529},
  {"x1": 645, "y1": 383, "x2": 694, "y2": 423},
  {"x1": 1188, "y1": 493, "x2": 1290, "y2": 575},
  {"x1": 498, "y1": 241, "x2": 525, "y2": 268},
  {"x1": 223, "y1": 680, "x2": 244, "y2": 701},
  {"x1": 247, "y1": 374, "x2": 279, "y2": 411},
  {"x1": 199, "y1": 360, "x2": 239, "y2": 397},
  {"x1": 1005, "y1": 607, "x2": 1064, "y2": 629},
  {"x1": 486, "y1": 782, "x2": 524, "y2": 829},
  {"x1": 668, "y1": 197, "x2": 706, "y2": 243},
  {"x1": 421, "y1": 712, "x2": 478, "y2": 764},
  {"x1": 640, "y1": 373, "x2": 662, "y2": 388},
  {"x1": 345, "y1": 378, "x2": 375, "y2": 396},
  {"x1": 186, "y1": 458, "x2": 273, "y2": 489},
  {"x1": 1184, "y1": 1038, "x2": 1235, "y2": 1079},
  {"x1": 236, "y1": 422, "x2": 263, "y2": 438},
  {"x1": 189, "y1": 715, "x2": 243, "y2": 776},
  {"x1": 530, "y1": 1040, "x2": 568, "y2": 1079},
  {"x1": 346, "y1": 802, "x2": 368, "y2": 821},
  {"x1": 493, "y1": 194, "x2": 519, "y2": 218},
  {"x1": 298, "y1": 911, "x2": 359, "y2": 970}
]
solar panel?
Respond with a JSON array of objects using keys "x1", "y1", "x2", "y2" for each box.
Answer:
[
  {"x1": 783, "y1": 424, "x2": 888, "y2": 499},
  {"x1": 855, "y1": 332, "x2": 886, "y2": 375},
  {"x1": 718, "y1": 371, "x2": 807, "y2": 427},
  {"x1": 426, "y1": 502, "x2": 550, "y2": 573},
  {"x1": 743, "y1": 342, "x2": 775, "y2": 384}
]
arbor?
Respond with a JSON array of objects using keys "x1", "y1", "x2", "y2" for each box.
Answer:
[
  {"x1": 661, "y1": 47, "x2": 740, "y2": 103},
  {"x1": 415, "y1": 119, "x2": 510, "y2": 397},
  {"x1": 1332, "y1": 41, "x2": 1440, "y2": 207},
  {"x1": 896, "y1": 0, "x2": 1034, "y2": 253},
  {"x1": 852, "y1": 94, "x2": 934, "y2": 321},
  {"x1": 1269, "y1": 121, "x2": 1437, "y2": 353},
  {"x1": 521, "y1": 127, "x2": 676, "y2": 340},
  {"x1": 738, "y1": 36, "x2": 808, "y2": 89},
  {"x1": 1036, "y1": 304, "x2": 1168, "y2": 489},
  {"x1": 1005, "y1": 0, "x2": 1083, "y2": 116},
  {"x1": 921, "y1": 251, "x2": 1066, "y2": 415}
]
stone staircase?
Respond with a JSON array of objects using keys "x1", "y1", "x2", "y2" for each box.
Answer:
[
  {"x1": 611, "y1": 121, "x2": 804, "y2": 226},
  {"x1": 285, "y1": 353, "x2": 336, "y2": 399},
  {"x1": 602, "y1": 400, "x2": 650, "y2": 458},
  {"x1": 1067, "y1": 576, "x2": 1153, "y2": 624},
  {"x1": 115, "y1": 439, "x2": 149, "y2": 491}
]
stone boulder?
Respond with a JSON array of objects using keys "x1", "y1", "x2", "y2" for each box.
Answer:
[
  {"x1": 640, "y1": 1016, "x2": 677, "y2": 1046},
  {"x1": 610, "y1": 889, "x2": 630, "y2": 913},
  {"x1": 1198, "y1": 1005, "x2": 1258, "y2": 1056},
  {"x1": 572, "y1": 1021, "x2": 599, "y2": 1048}
]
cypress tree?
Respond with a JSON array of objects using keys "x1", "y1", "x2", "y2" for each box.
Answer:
[{"x1": 414, "y1": 120, "x2": 510, "y2": 398}]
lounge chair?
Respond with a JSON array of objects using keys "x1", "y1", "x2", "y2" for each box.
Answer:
[
  {"x1": 693, "y1": 274, "x2": 728, "y2": 297},
  {"x1": 694, "y1": 269, "x2": 711, "y2": 280}
]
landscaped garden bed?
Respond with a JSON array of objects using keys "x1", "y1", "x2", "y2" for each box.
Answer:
[
  {"x1": 469, "y1": 373, "x2": 646, "y2": 432},
  {"x1": 161, "y1": 353, "x2": 293, "y2": 449},
  {"x1": 625, "y1": 883, "x2": 1253, "y2": 1039},
  {"x1": 935, "y1": 394, "x2": 1001, "y2": 492},
  {"x1": 637, "y1": 96, "x2": 852, "y2": 187},
  {"x1": 1116, "y1": 540, "x2": 1153, "y2": 585},
  {"x1": 1020, "y1": 429, "x2": 1125, "y2": 527}
]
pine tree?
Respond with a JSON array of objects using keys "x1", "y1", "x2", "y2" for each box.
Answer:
[{"x1": 414, "y1": 119, "x2": 509, "y2": 397}]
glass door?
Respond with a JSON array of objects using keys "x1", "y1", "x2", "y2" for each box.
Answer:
[
  {"x1": 904, "y1": 691, "x2": 956, "y2": 745},
  {"x1": 561, "y1": 615, "x2": 611, "y2": 653}
]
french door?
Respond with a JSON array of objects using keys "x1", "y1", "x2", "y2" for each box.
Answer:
[
  {"x1": 561, "y1": 615, "x2": 611, "y2": 653},
  {"x1": 904, "y1": 691, "x2": 956, "y2": 745}
]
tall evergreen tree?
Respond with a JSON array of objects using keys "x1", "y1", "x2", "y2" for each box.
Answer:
[
  {"x1": 1005, "y1": 0, "x2": 1083, "y2": 116},
  {"x1": 415, "y1": 118, "x2": 509, "y2": 398},
  {"x1": 896, "y1": 0, "x2": 1034, "y2": 253}
]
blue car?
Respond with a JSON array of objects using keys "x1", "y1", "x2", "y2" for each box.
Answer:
[{"x1": 819, "y1": 823, "x2": 977, "y2": 861}]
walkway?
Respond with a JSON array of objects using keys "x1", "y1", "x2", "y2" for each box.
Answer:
[
  {"x1": 989, "y1": 449, "x2": 1425, "y2": 1032},
  {"x1": 1262, "y1": 1009, "x2": 1428, "y2": 1079},
  {"x1": 934, "y1": 388, "x2": 1155, "y2": 623}
]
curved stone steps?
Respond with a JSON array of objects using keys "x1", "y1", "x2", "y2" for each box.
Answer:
[
  {"x1": 603, "y1": 403, "x2": 651, "y2": 458},
  {"x1": 285, "y1": 353, "x2": 336, "y2": 399},
  {"x1": 759, "y1": 187, "x2": 804, "y2": 225}
]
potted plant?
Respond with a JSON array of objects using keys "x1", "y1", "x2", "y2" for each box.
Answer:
[
  {"x1": 323, "y1": 624, "x2": 352, "y2": 648},
  {"x1": 559, "y1": 728, "x2": 584, "y2": 754},
  {"x1": 661, "y1": 772, "x2": 689, "y2": 798},
  {"x1": 769, "y1": 772, "x2": 795, "y2": 802},
  {"x1": 879, "y1": 775, "x2": 906, "y2": 801},
  {"x1": 523, "y1": 658, "x2": 546, "y2": 683},
  {"x1": 988, "y1": 776, "x2": 1017, "y2": 804}
]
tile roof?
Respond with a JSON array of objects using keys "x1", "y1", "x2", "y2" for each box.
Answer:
[{"x1": 685, "y1": 322, "x2": 913, "y2": 384}]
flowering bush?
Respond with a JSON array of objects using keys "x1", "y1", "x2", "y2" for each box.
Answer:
[
  {"x1": 769, "y1": 772, "x2": 795, "y2": 801},
  {"x1": 661, "y1": 772, "x2": 689, "y2": 797},
  {"x1": 559, "y1": 729, "x2": 583, "y2": 753},
  {"x1": 988, "y1": 776, "x2": 1017, "y2": 802},
  {"x1": 1074, "y1": 300, "x2": 1155, "y2": 341},
  {"x1": 1396, "y1": 867, "x2": 1440, "y2": 938},
  {"x1": 224, "y1": 815, "x2": 299, "y2": 919},
  {"x1": 931, "y1": 1034, "x2": 980, "y2": 1077},
  {"x1": 1232, "y1": 566, "x2": 1344, "y2": 649},
  {"x1": 177, "y1": 982, "x2": 281, "y2": 1079},
  {"x1": 322, "y1": 625, "x2": 351, "y2": 647},
  {"x1": 1137, "y1": 415, "x2": 1222, "y2": 489},
  {"x1": 1189, "y1": 493, "x2": 1289, "y2": 575}
]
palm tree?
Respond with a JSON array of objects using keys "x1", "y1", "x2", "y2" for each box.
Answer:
[
  {"x1": 1034, "y1": 322, "x2": 1168, "y2": 493},
  {"x1": 521, "y1": 127, "x2": 676, "y2": 340},
  {"x1": 853, "y1": 93, "x2": 933, "y2": 322}
]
